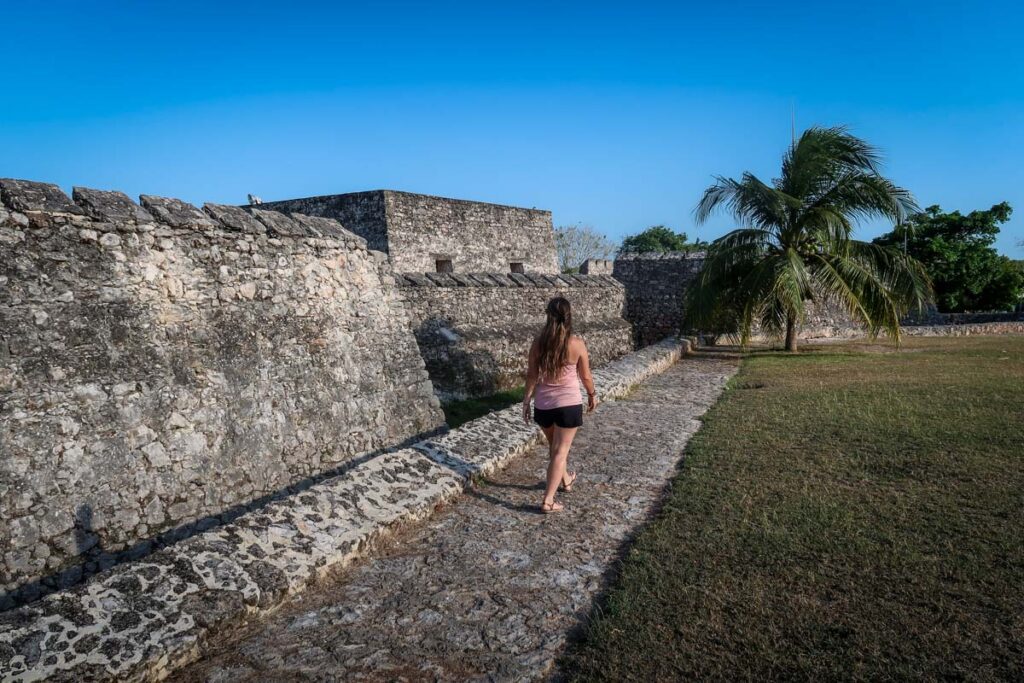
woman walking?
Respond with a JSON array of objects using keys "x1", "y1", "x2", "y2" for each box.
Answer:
[{"x1": 522, "y1": 297, "x2": 597, "y2": 513}]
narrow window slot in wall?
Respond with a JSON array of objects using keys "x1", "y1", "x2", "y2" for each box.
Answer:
[
  {"x1": 509, "y1": 262, "x2": 525, "y2": 274},
  {"x1": 435, "y1": 259, "x2": 454, "y2": 273}
]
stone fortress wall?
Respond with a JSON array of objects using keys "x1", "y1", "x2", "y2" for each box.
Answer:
[
  {"x1": 613, "y1": 252, "x2": 706, "y2": 346},
  {"x1": 259, "y1": 190, "x2": 632, "y2": 397},
  {"x1": 613, "y1": 251, "x2": 879, "y2": 344},
  {"x1": 259, "y1": 190, "x2": 560, "y2": 274},
  {"x1": 0, "y1": 179, "x2": 444, "y2": 607},
  {"x1": 397, "y1": 272, "x2": 632, "y2": 399},
  {"x1": 611, "y1": 250, "x2": 1024, "y2": 345}
]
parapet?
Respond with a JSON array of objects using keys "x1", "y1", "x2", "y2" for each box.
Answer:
[
  {"x1": 394, "y1": 271, "x2": 623, "y2": 288},
  {"x1": 579, "y1": 258, "x2": 614, "y2": 275},
  {"x1": 615, "y1": 250, "x2": 707, "y2": 261},
  {"x1": 0, "y1": 178, "x2": 367, "y2": 249}
]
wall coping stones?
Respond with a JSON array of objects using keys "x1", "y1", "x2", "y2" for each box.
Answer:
[
  {"x1": 139, "y1": 195, "x2": 218, "y2": 229},
  {"x1": 559, "y1": 273, "x2": 584, "y2": 286},
  {"x1": 289, "y1": 214, "x2": 367, "y2": 248},
  {"x1": 0, "y1": 178, "x2": 84, "y2": 215},
  {"x1": 0, "y1": 339, "x2": 688, "y2": 682},
  {"x1": 245, "y1": 207, "x2": 309, "y2": 237},
  {"x1": 395, "y1": 272, "x2": 622, "y2": 289},
  {"x1": 487, "y1": 272, "x2": 515, "y2": 287},
  {"x1": 0, "y1": 177, "x2": 375, "y2": 249},
  {"x1": 202, "y1": 202, "x2": 269, "y2": 234},
  {"x1": 403, "y1": 273, "x2": 434, "y2": 287},
  {"x1": 424, "y1": 272, "x2": 456, "y2": 286},
  {"x1": 506, "y1": 272, "x2": 531, "y2": 287},
  {"x1": 615, "y1": 250, "x2": 707, "y2": 261},
  {"x1": 73, "y1": 187, "x2": 155, "y2": 224}
]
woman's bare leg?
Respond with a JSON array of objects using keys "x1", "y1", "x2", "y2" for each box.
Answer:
[
  {"x1": 542, "y1": 426, "x2": 578, "y2": 508},
  {"x1": 540, "y1": 425, "x2": 572, "y2": 488}
]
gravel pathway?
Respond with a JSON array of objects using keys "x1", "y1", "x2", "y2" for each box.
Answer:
[{"x1": 175, "y1": 354, "x2": 738, "y2": 682}]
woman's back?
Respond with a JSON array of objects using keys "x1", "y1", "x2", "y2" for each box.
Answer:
[{"x1": 533, "y1": 341, "x2": 583, "y2": 410}]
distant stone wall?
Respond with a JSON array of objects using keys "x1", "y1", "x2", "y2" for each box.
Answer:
[
  {"x1": 579, "y1": 258, "x2": 613, "y2": 275},
  {"x1": 396, "y1": 272, "x2": 633, "y2": 399},
  {"x1": 906, "y1": 309, "x2": 1024, "y2": 325},
  {"x1": 613, "y1": 252, "x2": 869, "y2": 344},
  {"x1": 0, "y1": 179, "x2": 444, "y2": 607},
  {"x1": 260, "y1": 190, "x2": 560, "y2": 275},
  {"x1": 612, "y1": 250, "x2": 1024, "y2": 345},
  {"x1": 902, "y1": 321, "x2": 1024, "y2": 336},
  {"x1": 613, "y1": 252, "x2": 705, "y2": 346}
]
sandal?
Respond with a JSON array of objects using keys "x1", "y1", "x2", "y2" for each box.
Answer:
[
  {"x1": 540, "y1": 500, "x2": 564, "y2": 514},
  {"x1": 559, "y1": 471, "x2": 578, "y2": 493}
]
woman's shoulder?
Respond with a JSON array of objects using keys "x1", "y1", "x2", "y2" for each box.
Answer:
[{"x1": 570, "y1": 335, "x2": 588, "y2": 350}]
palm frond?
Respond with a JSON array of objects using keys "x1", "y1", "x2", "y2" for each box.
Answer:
[
  {"x1": 803, "y1": 171, "x2": 920, "y2": 227},
  {"x1": 694, "y1": 174, "x2": 797, "y2": 231},
  {"x1": 809, "y1": 241, "x2": 932, "y2": 342}
]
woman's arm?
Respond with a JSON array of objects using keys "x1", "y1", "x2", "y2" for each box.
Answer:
[
  {"x1": 575, "y1": 338, "x2": 598, "y2": 412},
  {"x1": 522, "y1": 339, "x2": 540, "y2": 424}
]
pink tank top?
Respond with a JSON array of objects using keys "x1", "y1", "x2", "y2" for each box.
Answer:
[{"x1": 534, "y1": 362, "x2": 583, "y2": 410}]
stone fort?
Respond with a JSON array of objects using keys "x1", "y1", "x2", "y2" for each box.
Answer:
[
  {"x1": 2, "y1": 177, "x2": 1020, "y2": 619},
  {"x1": 0, "y1": 179, "x2": 635, "y2": 608},
  {"x1": 260, "y1": 190, "x2": 634, "y2": 399},
  {"x1": 9, "y1": 175, "x2": 1015, "y2": 614}
]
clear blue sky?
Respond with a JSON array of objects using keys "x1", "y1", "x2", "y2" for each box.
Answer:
[{"x1": 2, "y1": 1, "x2": 1022, "y2": 256}]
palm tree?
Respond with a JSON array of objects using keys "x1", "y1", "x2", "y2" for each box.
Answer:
[{"x1": 689, "y1": 126, "x2": 932, "y2": 352}]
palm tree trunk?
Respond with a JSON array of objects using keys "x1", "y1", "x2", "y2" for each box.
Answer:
[{"x1": 785, "y1": 315, "x2": 798, "y2": 352}]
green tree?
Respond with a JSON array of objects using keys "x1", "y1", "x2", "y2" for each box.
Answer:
[
  {"x1": 873, "y1": 203, "x2": 1023, "y2": 312},
  {"x1": 689, "y1": 126, "x2": 931, "y2": 352},
  {"x1": 620, "y1": 225, "x2": 706, "y2": 254}
]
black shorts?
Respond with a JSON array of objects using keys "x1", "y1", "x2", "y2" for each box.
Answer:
[{"x1": 533, "y1": 404, "x2": 584, "y2": 429}]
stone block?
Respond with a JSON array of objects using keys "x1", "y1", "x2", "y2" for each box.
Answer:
[
  {"x1": 72, "y1": 187, "x2": 154, "y2": 223},
  {"x1": 139, "y1": 195, "x2": 217, "y2": 229},
  {"x1": 247, "y1": 208, "x2": 308, "y2": 237},
  {"x1": 203, "y1": 203, "x2": 267, "y2": 234},
  {"x1": 0, "y1": 178, "x2": 83, "y2": 214}
]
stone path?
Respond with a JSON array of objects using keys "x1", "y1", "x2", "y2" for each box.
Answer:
[{"x1": 175, "y1": 354, "x2": 738, "y2": 682}]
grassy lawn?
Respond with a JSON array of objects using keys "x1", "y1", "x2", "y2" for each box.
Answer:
[
  {"x1": 562, "y1": 336, "x2": 1024, "y2": 681},
  {"x1": 441, "y1": 386, "x2": 525, "y2": 428}
]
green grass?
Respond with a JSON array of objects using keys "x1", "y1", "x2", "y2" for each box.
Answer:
[
  {"x1": 562, "y1": 336, "x2": 1024, "y2": 681},
  {"x1": 441, "y1": 386, "x2": 525, "y2": 428}
]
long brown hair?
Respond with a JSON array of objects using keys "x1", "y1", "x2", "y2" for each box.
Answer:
[{"x1": 536, "y1": 297, "x2": 573, "y2": 381}]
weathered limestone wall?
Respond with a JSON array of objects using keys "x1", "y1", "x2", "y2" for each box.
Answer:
[
  {"x1": 396, "y1": 272, "x2": 633, "y2": 399},
  {"x1": 260, "y1": 190, "x2": 560, "y2": 274},
  {"x1": 612, "y1": 251, "x2": 1024, "y2": 345},
  {"x1": 0, "y1": 340, "x2": 690, "y2": 683},
  {"x1": 0, "y1": 179, "x2": 444, "y2": 607},
  {"x1": 614, "y1": 251, "x2": 869, "y2": 343},
  {"x1": 613, "y1": 252, "x2": 705, "y2": 346}
]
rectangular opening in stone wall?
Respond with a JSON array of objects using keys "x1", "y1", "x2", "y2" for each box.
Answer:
[
  {"x1": 435, "y1": 259, "x2": 454, "y2": 273},
  {"x1": 509, "y1": 262, "x2": 525, "y2": 274}
]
